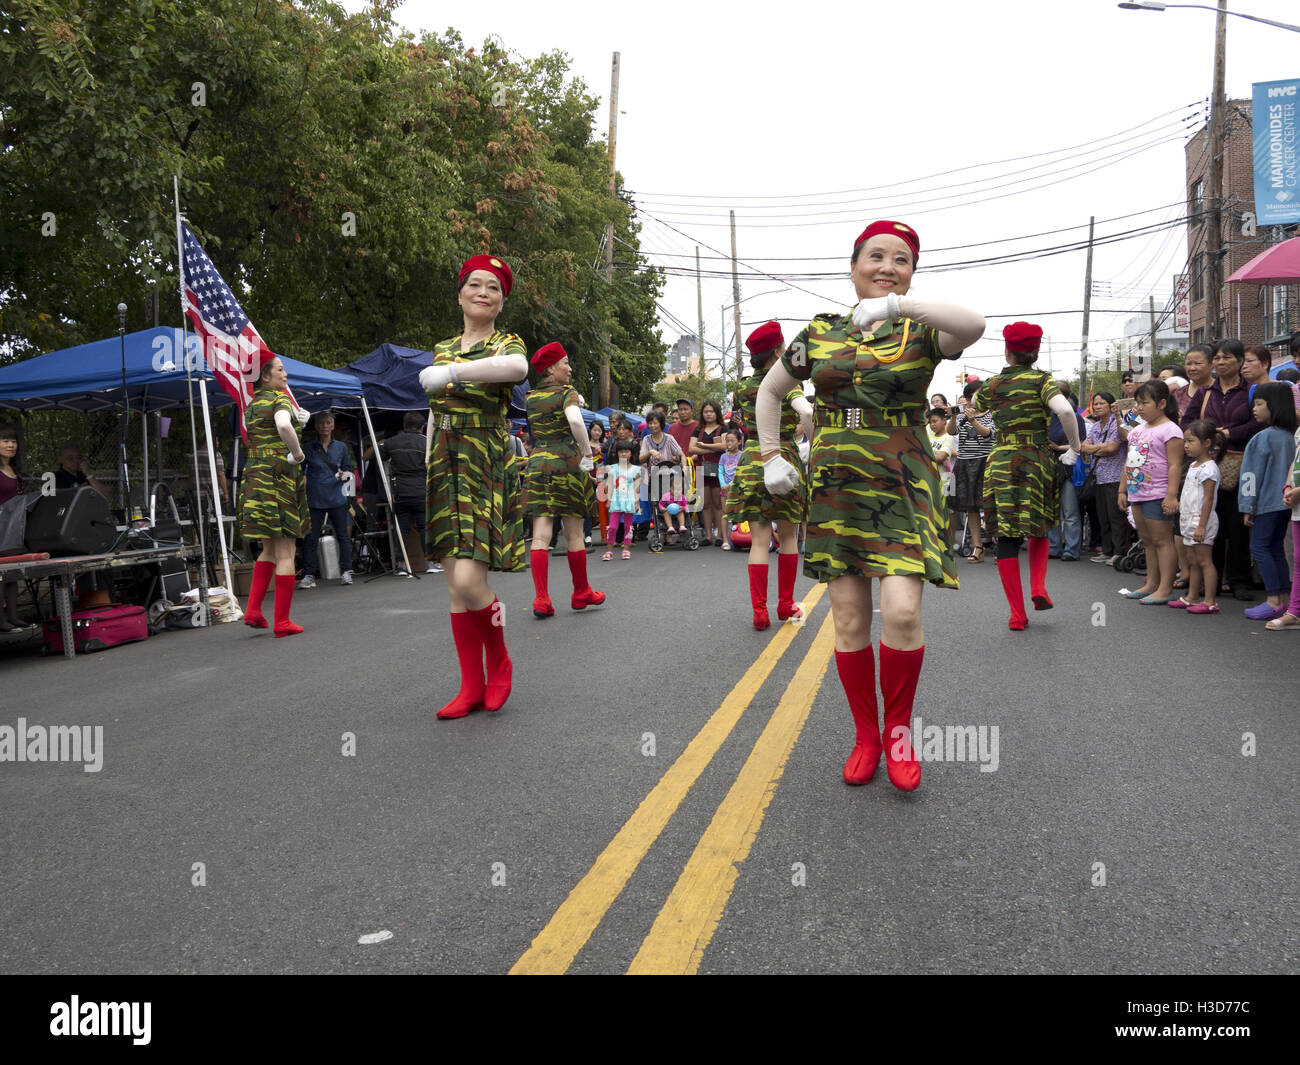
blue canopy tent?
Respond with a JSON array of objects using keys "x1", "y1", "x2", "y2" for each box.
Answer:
[
  {"x1": 0, "y1": 327, "x2": 397, "y2": 595},
  {"x1": 0, "y1": 327, "x2": 363, "y2": 412}
]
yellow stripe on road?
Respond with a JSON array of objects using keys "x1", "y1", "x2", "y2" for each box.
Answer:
[
  {"x1": 509, "y1": 584, "x2": 826, "y2": 975},
  {"x1": 627, "y1": 609, "x2": 837, "y2": 975}
]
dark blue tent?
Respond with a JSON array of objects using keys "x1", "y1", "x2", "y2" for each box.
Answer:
[
  {"x1": 343, "y1": 342, "x2": 430, "y2": 411},
  {"x1": 346, "y1": 341, "x2": 533, "y2": 418},
  {"x1": 0, "y1": 327, "x2": 363, "y2": 412}
]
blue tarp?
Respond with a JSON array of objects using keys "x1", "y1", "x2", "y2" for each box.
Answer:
[{"x1": 0, "y1": 327, "x2": 363, "y2": 412}]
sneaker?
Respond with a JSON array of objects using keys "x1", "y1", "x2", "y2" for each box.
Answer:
[
  {"x1": 427, "y1": 563, "x2": 443, "y2": 574},
  {"x1": 299, "y1": 574, "x2": 317, "y2": 589},
  {"x1": 340, "y1": 571, "x2": 353, "y2": 586},
  {"x1": 585, "y1": 534, "x2": 592, "y2": 546},
  {"x1": 1090, "y1": 555, "x2": 1115, "y2": 564}
]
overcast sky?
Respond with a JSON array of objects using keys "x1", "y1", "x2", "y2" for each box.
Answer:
[{"x1": 346, "y1": 0, "x2": 1300, "y2": 394}]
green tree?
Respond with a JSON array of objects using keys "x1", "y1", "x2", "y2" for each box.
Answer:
[{"x1": 1, "y1": 0, "x2": 665, "y2": 395}]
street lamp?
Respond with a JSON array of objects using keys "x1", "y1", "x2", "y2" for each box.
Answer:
[
  {"x1": 1117, "y1": 2, "x2": 1300, "y2": 33},
  {"x1": 719, "y1": 288, "x2": 787, "y2": 400}
]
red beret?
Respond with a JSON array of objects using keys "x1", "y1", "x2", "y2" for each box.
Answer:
[
  {"x1": 1002, "y1": 321, "x2": 1044, "y2": 353},
  {"x1": 458, "y1": 254, "x2": 513, "y2": 299},
  {"x1": 745, "y1": 321, "x2": 784, "y2": 356},
  {"x1": 853, "y1": 220, "x2": 920, "y2": 264},
  {"x1": 531, "y1": 342, "x2": 568, "y2": 374}
]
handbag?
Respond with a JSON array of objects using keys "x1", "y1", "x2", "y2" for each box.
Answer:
[
  {"x1": 1078, "y1": 468, "x2": 1097, "y2": 505},
  {"x1": 1219, "y1": 451, "x2": 1242, "y2": 491}
]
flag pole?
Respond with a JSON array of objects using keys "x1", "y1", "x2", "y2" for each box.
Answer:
[{"x1": 174, "y1": 175, "x2": 211, "y2": 621}]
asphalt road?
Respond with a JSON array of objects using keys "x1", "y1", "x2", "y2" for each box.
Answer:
[{"x1": 0, "y1": 543, "x2": 1295, "y2": 974}]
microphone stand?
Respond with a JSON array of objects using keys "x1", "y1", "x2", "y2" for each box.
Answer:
[{"x1": 118, "y1": 302, "x2": 132, "y2": 523}]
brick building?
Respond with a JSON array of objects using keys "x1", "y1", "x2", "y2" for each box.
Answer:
[{"x1": 1184, "y1": 98, "x2": 1298, "y2": 350}]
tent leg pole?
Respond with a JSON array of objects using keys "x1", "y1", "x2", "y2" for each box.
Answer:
[{"x1": 361, "y1": 397, "x2": 413, "y2": 576}]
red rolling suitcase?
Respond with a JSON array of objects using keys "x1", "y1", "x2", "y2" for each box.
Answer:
[{"x1": 43, "y1": 605, "x2": 149, "y2": 654}]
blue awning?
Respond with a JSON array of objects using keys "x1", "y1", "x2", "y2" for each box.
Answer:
[{"x1": 0, "y1": 327, "x2": 364, "y2": 412}]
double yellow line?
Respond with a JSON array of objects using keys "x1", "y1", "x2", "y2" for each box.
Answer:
[{"x1": 510, "y1": 586, "x2": 837, "y2": 975}]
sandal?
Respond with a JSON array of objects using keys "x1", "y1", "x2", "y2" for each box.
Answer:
[
  {"x1": 1265, "y1": 612, "x2": 1300, "y2": 630},
  {"x1": 601, "y1": 551, "x2": 613, "y2": 562},
  {"x1": 621, "y1": 548, "x2": 631, "y2": 560},
  {"x1": 721, "y1": 541, "x2": 731, "y2": 551},
  {"x1": 967, "y1": 546, "x2": 984, "y2": 564}
]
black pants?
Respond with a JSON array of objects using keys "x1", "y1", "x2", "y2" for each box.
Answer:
[
  {"x1": 1212, "y1": 484, "x2": 1252, "y2": 590},
  {"x1": 1094, "y1": 482, "x2": 1130, "y2": 557}
]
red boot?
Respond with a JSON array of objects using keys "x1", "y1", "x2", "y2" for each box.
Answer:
[
  {"x1": 243, "y1": 560, "x2": 274, "y2": 629},
  {"x1": 469, "y1": 598, "x2": 512, "y2": 712},
  {"x1": 272, "y1": 575, "x2": 303, "y2": 637},
  {"x1": 836, "y1": 646, "x2": 881, "y2": 785},
  {"x1": 530, "y1": 549, "x2": 554, "y2": 618},
  {"x1": 1028, "y1": 536, "x2": 1053, "y2": 610},
  {"x1": 997, "y1": 557, "x2": 1028, "y2": 631},
  {"x1": 879, "y1": 643, "x2": 923, "y2": 792},
  {"x1": 748, "y1": 563, "x2": 770, "y2": 630},
  {"x1": 568, "y1": 550, "x2": 606, "y2": 610},
  {"x1": 776, "y1": 552, "x2": 803, "y2": 621},
  {"x1": 436, "y1": 612, "x2": 486, "y2": 719}
]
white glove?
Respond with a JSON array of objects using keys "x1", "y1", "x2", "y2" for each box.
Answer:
[
  {"x1": 419, "y1": 364, "x2": 459, "y2": 393},
  {"x1": 294, "y1": 405, "x2": 311, "y2": 426},
  {"x1": 286, "y1": 451, "x2": 304, "y2": 465},
  {"x1": 851, "y1": 292, "x2": 901, "y2": 332},
  {"x1": 579, "y1": 456, "x2": 594, "y2": 472},
  {"x1": 763, "y1": 455, "x2": 800, "y2": 496}
]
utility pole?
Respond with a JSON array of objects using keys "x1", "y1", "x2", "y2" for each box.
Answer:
[
  {"x1": 1149, "y1": 295, "x2": 1158, "y2": 372},
  {"x1": 600, "y1": 51, "x2": 620, "y2": 410},
  {"x1": 730, "y1": 210, "x2": 742, "y2": 385},
  {"x1": 695, "y1": 245, "x2": 705, "y2": 376},
  {"x1": 1205, "y1": 0, "x2": 1227, "y2": 343},
  {"x1": 1080, "y1": 215, "x2": 1095, "y2": 397}
]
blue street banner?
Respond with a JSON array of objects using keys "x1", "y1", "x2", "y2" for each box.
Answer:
[{"x1": 1252, "y1": 78, "x2": 1300, "y2": 226}]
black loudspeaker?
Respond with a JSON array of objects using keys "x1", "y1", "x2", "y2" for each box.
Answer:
[{"x1": 25, "y1": 487, "x2": 116, "y2": 556}]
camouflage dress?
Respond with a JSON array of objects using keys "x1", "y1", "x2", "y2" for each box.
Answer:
[
  {"x1": 425, "y1": 330, "x2": 526, "y2": 572},
  {"x1": 975, "y1": 366, "x2": 1061, "y2": 539},
  {"x1": 723, "y1": 366, "x2": 807, "y2": 526},
  {"x1": 239, "y1": 387, "x2": 308, "y2": 540},
  {"x1": 521, "y1": 384, "x2": 594, "y2": 518},
  {"x1": 781, "y1": 314, "x2": 958, "y2": 588}
]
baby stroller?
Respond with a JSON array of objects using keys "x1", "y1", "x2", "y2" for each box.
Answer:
[
  {"x1": 1112, "y1": 505, "x2": 1146, "y2": 574},
  {"x1": 646, "y1": 467, "x2": 700, "y2": 553}
]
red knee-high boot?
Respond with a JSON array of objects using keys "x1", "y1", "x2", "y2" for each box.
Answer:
[
  {"x1": 530, "y1": 549, "x2": 553, "y2": 617},
  {"x1": 243, "y1": 560, "x2": 274, "y2": 628},
  {"x1": 748, "y1": 563, "x2": 770, "y2": 630},
  {"x1": 997, "y1": 557, "x2": 1028, "y2": 630},
  {"x1": 837, "y1": 646, "x2": 881, "y2": 785},
  {"x1": 879, "y1": 643, "x2": 923, "y2": 792},
  {"x1": 1027, "y1": 536, "x2": 1053, "y2": 610},
  {"x1": 272, "y1": 575, "x2": 303, "y2": 637},
  {"x1": 468, "y1": 598, "x2": 512, "y2": 712},
  {"x1": 776, "y1": 552, "x2": 803, "y2": 621},
  {"x1": 436, "y1": 612, "x2": 486, "y2": 719},
  {"x1": 568, "y1": 550, "x2": 606, "y2": 610}
]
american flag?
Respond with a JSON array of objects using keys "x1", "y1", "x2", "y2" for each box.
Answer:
[{"x1": 180, "y1": 222, "x2": 302, "y2": 440}]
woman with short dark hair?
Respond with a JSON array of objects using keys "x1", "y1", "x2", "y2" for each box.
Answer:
[{"x1": 1206, "y1": 339, "x2": 1264, "y2": 600}]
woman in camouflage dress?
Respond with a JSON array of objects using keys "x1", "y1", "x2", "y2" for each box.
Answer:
[
  {"x1": 975, "y1": 323, "x2": 1081, "y2": 632},
  {"x1": 757, "y1": 220, "x2": 985, "y2": 791},
  {"x1": 240, "y1": 357, "x2": 309, "y2": 637},
  {"x1": 522, "y1": 342, "x2": 604, "y2": 618},
  {"x1": 724, "y1": 321, "x2": 812, "y2": 630},
  {"x1": 418, "y1": 255, "x2": 529, "y2": 719}
]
